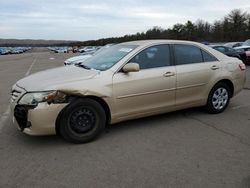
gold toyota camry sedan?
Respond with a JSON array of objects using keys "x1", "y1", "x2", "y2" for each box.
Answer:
[{"x1": 11, "y1": 40, "x2": 246, "y2": 143}]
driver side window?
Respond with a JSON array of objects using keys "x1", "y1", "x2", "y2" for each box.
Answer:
[{"x1": 129, "y1": 44, "x2": 171, "y2": 70}]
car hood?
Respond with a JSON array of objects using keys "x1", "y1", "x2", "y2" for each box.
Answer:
[{"x1": 17, "y1": 65, "x2": 99, "y2": 91}]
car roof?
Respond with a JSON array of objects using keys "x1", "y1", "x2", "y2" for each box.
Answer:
[
  {"x1": 120, "y1": 40, "x2": 204, "y2": 46},
  {"x1": 121, "y1": 40, "x2": 232, "y2": 59},
  {"x1": 106, "y1": 40, "x2": 235, "y2": 72}
]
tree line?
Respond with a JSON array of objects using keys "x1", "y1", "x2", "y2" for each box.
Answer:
[{"x1": 77, "y1": 9, "x2": 250, "y2": 46}]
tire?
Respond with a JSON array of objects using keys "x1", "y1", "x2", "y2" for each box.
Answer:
[
  {"x1": 206, "y1": 82, "x2": 231, "y2": 114},
  {"x1": 59, "y1": 98, "x2": 106, "y2": 144}
]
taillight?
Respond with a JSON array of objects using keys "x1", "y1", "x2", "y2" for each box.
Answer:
[{"x1": 239, "y1": 63, "x2": 246, "y2": 70}]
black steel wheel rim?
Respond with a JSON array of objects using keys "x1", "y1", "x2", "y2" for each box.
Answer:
[{"x1": 69, "y1": 107, "x2": 96, "y2": 134}]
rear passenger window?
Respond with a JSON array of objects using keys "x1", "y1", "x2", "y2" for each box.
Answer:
[
  {"x1": 202, "y1": 50, "x2": 218, "y2": 62},
  {"x1": 174, "y1": 44, "x2": 203, "y2": 65}
]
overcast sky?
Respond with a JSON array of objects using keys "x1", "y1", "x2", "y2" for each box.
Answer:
[{"x1": 0, "y1": 0, "x2": 249, "y2": 41}]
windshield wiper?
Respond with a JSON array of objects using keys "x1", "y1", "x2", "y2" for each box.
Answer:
[
  {"x1": 75, "y1": 63, "x2": 91, "y2": 70},
  {"x1": 75, "y1": 63, "x2": 100, "y2": 71}
]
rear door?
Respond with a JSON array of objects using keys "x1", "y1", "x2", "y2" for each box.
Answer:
[{"x1": 173, "y1": 44, "x2": 221, "y2": 106}]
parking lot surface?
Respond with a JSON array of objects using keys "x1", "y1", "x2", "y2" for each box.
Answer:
[{"x1": 0, "y1": 50, "x2": 250, "y2": 188}]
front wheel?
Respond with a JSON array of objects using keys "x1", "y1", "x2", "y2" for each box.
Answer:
[
  {"x1": 59, "y1": 98, "x2": 106, "y2": 143},
  {"x1": 206, "y1": 82, "x2": 231, "y2": 114}
]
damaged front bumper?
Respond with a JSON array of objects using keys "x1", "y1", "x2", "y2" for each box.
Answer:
[
  {"x1": 11, "y1": 102, "x2": 68, "y2": 135},
  {"x1": 10, "y1": 84, "x2": 68, "y2": 135}
]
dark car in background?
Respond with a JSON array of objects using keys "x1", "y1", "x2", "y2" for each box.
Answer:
[
  {"x1": 211, "y1": 45, "x2": 247, "y2": 64},
  {"x1": 0, "y1": 47, "x2": 31, "y2": 55},
  {"x1": 224, "y1": 42, "x2": 243, "y2": 48},
  {"x1": 234, "y1": 39, "x2": 250, "y2": 65}
]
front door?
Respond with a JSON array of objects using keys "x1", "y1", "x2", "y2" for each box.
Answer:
[{"x1": 112, "y1": 44, "x2": 176, "y2": 119}]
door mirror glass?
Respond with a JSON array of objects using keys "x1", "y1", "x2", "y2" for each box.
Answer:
[{"x1": 122, "y1": 63, "x2": 140, "y2": 73}]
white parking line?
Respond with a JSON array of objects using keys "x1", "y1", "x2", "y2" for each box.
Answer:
[
  {"x1": 0, "y1": 56, "x2": 37, "y2": 133},
  {"x1": 25, "y1": 57, "x2": 37, "y2": 76}
]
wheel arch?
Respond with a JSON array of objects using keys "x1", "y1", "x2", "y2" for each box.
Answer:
[
  {"x1": 212, "y1": 79, "x2": 234, "y2": 98},
  {"x1": 55, "y1": 95, "x2": 111, "y2": 136},
  {"x1": 216, "y1": 79, "x2": 234, "y2": 98}
]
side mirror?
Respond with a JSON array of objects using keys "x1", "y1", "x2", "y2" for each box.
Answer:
[{"x1": 122, "y1": 63, "x2": 140, "y2": 73}]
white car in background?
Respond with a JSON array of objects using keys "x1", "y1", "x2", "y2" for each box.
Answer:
[
  {"x1": 64, "y1": 54, "x2": 93, "y2": 65},
  {"x1": 78, "y1": 46, "x2": 96, "y2": 53},
  {"x1": 55, "y1": 48, "x2": 68, "y2": 53},
  {"x1": 64, "y1": 44, "x2": 115, "y2": 66}
]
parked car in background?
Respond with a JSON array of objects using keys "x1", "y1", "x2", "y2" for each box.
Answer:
[
  {"x1": 234, "y1": 39, "x2": 250, "y2": 65},
  {"x1": 55, "y1": 48, "x2": 68, "y2": 53},
  {"x1": 11, "y1": 40, "x2": 246, "y2": 143},
  {"x1": 211, "y1": 45, "x2": 247, "y2": 63},
  {"x1": 224, "y1": 42, "x2": 243, "y2": 48},
  {"x1": 0, "y1": 48, "x2": 4, "y2": 55},
  {"x1": 64, "y1": 44, "x2": 115, "y2": 65},
  {"x1": 0, "y1": 48, "x2": 10, "y2": 55},
  {"x1": 10, "y1": 47, "x2": 24, "y2": 54},
  {"x1": 72, "y1": 48, "x2": 78, "y2": 53},
  {"x1": 78, "y1": 46, "x2": 96, "y2": 53},
  {"x1": 64, "y1": 54, "x2": 93, "y2": 65},
  {"x1": 0, "y1": 47, "x2": 31, "y2": 55}
]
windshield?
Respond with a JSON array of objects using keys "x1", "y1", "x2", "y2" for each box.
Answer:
[
  {"x1": 243, "y1": 39, "x2": 250, "y2": 46},
  {"x1": 92, "y1": 44, "x2": 115, "y2": 55},
  {"x1": 79, "y1": 44, "x2": 138, "y2": 71}
]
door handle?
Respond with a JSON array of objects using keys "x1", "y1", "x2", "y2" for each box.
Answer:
[
  {"x1": 163, "y1": 72, "x2": 175, "y2": 77},
  {"x1": 211, "y1": 65, "x2": 220, "y2": 70}
]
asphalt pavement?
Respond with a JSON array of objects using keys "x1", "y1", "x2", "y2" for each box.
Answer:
[{"x1": 0, "y1": 50, "x2": 250, "y2": 188}]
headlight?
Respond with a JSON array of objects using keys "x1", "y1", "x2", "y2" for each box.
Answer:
[{"x1": 18, "y1": 91, "x2": 66, "y2": 105}]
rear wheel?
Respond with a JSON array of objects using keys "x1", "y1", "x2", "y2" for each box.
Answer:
[
  {"x1": 59, "y1": 98, "x2": 106, "y2": 143},
  {"x1": 206, "y1": 82, "x2": 231, "y2": 114}
]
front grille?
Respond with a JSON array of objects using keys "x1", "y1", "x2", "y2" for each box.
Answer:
[{"x1": 14, "y1": 105, "x2": 28, "y2": 130}]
